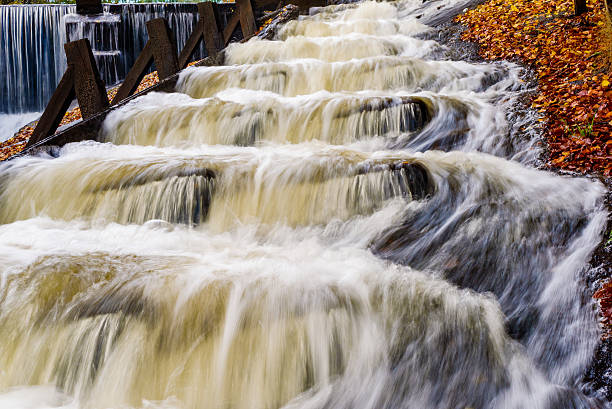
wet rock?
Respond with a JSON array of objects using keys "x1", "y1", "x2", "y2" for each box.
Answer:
[
  {"x1": 357, "y1": 161, "x2": 432, "y2": 201},
  {"x1": 334, "y1": 96, "x2": 432, "y2": 134},
  {"x1": 256, "y1": 4, "x2": 300, "y2": 40}
]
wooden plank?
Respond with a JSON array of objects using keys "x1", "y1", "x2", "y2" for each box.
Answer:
[
  {"x1": 200, "y1": 2, "x2": 223, "y2": 57},
  {"x1": 111, "y1": 41, "x2": 153, "y2": 105},
  {"x1": 64, "y1": 39, "x2": 109, "y2": 120},
  {"x1": 178, "y1": 3, "x2": 224, "y2": 68},
  {"x1": 26, "y1": 67, "x2": 76, "y2": 149},
  {"x1": 146, "y1": 18, "x2": 180, "y2": 80},
  {"x1": 237, "y1": 0, "x2": 257, "y2": 38},
  {"x1": 223, "y1": 12, "x2": 240, "y2": 45},
  {"x1": 178, "y1": 20, "x2": 204, "y2": 68}
]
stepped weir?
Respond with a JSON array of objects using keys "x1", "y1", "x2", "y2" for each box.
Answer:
[{"x1": 0, "y1": 0, "x2": 609, "y2": 408}]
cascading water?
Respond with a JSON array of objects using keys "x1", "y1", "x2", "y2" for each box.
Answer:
[
  {"x1": 0, "y1": 4, "x2": 74, "y2": 137},
  {"x1": 0, "y1": 0, "x2": 608, "y2": 408},
  {"x1": 65, "y1": 3, "x2": 212, "y2": 87},
  {"x1": 0, "y1": 3, "x2": 211, "y2": 140}
]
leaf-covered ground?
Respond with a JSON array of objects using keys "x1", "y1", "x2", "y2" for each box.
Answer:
[
  {"x1": 457, "y1": 0, "x2": 611, "y2": 175},
  {"x1": 458, "y1": 0, "x2": 612, "y2": 338}
]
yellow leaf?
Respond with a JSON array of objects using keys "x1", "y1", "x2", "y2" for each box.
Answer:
[{"x1": 602, "y1": 80, "x2": 610, "y2": 88}]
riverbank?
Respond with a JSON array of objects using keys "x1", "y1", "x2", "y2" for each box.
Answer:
[
  {"x1": 457, "y1": 0, "x2": 611, "y2": 176},
  {"x1": 455, "y1": 0, "x2": 612, "y2": 400}
]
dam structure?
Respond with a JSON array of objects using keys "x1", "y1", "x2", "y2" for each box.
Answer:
[{"x1": 0, "y1": 2, "x2": 228, "y2": 140}]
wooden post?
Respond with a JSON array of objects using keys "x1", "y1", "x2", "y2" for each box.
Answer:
[
  {"x1": 237, "y1": 0, "x2": 257, "y2": 39},
  {"x1": 111, "y1": 18, "x2": 179, "y2": 105},
  {"x1": 574, "y1": 0, "x2": 587, "y2": 15},
  {"x1": 223, "y1": 13, "x2": 241, "y2": 46},
  {"x1": 223, "y1": 0, "x2": 257, "y2": 45},
  {"x1": 178, "y1": 2, "x2": 223, "y2": 69},
  {"x1": 76, "y1": 0, "x2": 103, "y2": 15},
  {"x1": 200, "y1": 2, "x2": 223, "y2": 55},
  {"x1": 146, "y1": 18, "x2": 180, "y2": 80},
  {"x1": 26, "y1": 39, "x2": 108, "y2": 148},
  {"x1": 26, "y1": 68, "x2": 76, "y2": 148},
  {"x1": 65, "y1": 39, "x2": 109, "y2": 119}
]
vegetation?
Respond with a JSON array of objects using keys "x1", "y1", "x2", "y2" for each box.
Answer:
[{"x1": 457, "y1": 0, "x2": 612, "y2": 176}]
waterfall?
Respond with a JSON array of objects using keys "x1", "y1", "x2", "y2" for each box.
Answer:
[
  {"x1": 0, "y1": 5, "x2": 74, "y2": 114},
  {"x1": 0, "y1": 0, "x2": 608, "y2": 408},
  {"x1": 0, "y1": 3, "x2": 210, "y2": 115}
]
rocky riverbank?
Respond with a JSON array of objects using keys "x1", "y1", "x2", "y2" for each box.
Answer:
[{"x1": 455, "y1": 0, "x2": 612, "y2": 400}]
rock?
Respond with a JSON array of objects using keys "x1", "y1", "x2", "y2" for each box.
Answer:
[{"x1": 256, "y1": 4, "x2": 300, "y2": 40}]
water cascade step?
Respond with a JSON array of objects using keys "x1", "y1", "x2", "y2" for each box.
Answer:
[
  {"x1": 0, "y1": 0, "x2": 608, "y2": 408},
  {"x1": 103, "y1": 92, "x2": 433, "y2": 147}
]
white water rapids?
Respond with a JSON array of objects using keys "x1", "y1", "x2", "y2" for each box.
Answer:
[{"x1": 0, "y1": 1, "x2": 608, "y2": 408}]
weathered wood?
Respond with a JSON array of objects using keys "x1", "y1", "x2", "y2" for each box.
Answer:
[
  {"x1": 574, "y1": 0, "x2": 587, "y2": 15},
  {"x1": 64, "y1": 39, "x2": 109, "y2": 120},
  {"x1": 178, "y1": 2, "x2": 223, "y2": 68},
  {"x1": 237, "y1": 0, "x2": 257, "y2": 38},
  {"x1": 200, "y1": 2, "x2": 224, "y2": 57},
  {"x1": 26, "y1": 68, "x2": 76, "y2": 148},
  {"x1": 27, "y1": 38, "x2": 108, "y2": 149},
  {"x1": 223, "y1": 12, "x2": 241, "y2": 45},
  {"x1": 76, "y1": 0, "x2": 103, "y2": 15},
  {"x1": 111, "y1": 18, "x2": 178, "y2": 105},
  {"x1": 146, "y1": 18, "x2": 180, "y2": 80},
  {"x1": 178, "y1": 19, "x2": 204, "y2": 68},
  {"x1": 111, "y1": 42, "x2": 153, "y2": 105},
  {"x1": 20, "y1": 53, "x2": 225, "y2": 157}
]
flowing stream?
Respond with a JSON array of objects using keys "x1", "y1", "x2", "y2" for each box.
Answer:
[{"x1": 0, "y1": 0, "x2": 608, "y2": 408}]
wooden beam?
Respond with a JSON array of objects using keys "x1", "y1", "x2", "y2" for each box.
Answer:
[
  {"x1": 112, "y1": 18, "x2": 178, "y2": 105},
  {"x1": 27, "y1": 38, "x2": 108, "y2": 148},
  {"x1": 179, "y1": 2, "x2": 224, "y2": 68},
  {"x1": 146, "y1": 18, "x2": 180, "y2": 80},
  {"x1": 111, "y1": 42, "x2": 153, "y2": 105},
  {"x1": 200, "y1": 2, "x2": 223, "y2": 57},
  {"x1": 178, "y1": 20, "x2": 203, "y2": 68},
  {"x1": 26, "y1": 67, "x2": 76, "y2": 148},
  {"x1": 64, "y1": 39, "x2": 109, "y2": 120},
  {"x1": 223, "y1": 12, "x2": 240, "y2": 46},
  {"x1": 237, "y1": 0, "x2": 257, "y2": 38}
]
